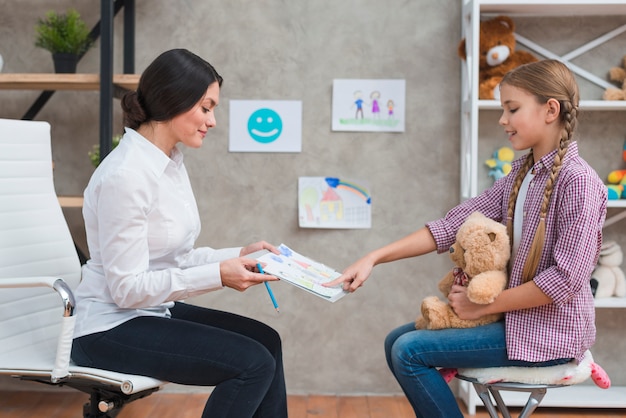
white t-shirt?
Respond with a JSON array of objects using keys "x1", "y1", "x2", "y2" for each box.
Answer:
[
  {"x1": 74, "y1": 128, "x2": 241, "y2": 338},
  {"x1": 511, "y1": 169, "x2": 534, "y2": 266}
]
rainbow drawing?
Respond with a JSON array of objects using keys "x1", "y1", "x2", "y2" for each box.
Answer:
[{"x1": 325, "y1": 177, "x2": 371, "y2": 204}]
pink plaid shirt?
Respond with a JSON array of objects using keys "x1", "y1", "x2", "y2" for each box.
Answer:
[{"x1": 427, "y1": 142, "x2": 607, "y2": 363}]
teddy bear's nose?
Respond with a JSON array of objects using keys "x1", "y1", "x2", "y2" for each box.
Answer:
[{"x1": 449, "y1": 246, "x2": 455, "y2": 254}]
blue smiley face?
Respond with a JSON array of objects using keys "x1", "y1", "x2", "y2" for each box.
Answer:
[{"x1": 247, "y1": 108, "x2": 283, "y2": 143}]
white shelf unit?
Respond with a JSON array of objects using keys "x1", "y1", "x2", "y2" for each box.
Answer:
[{"x1": 459, "y1": 0, "x2": 626, "y2": 414}]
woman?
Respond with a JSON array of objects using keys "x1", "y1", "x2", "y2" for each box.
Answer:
[{"x1": 71, "y1": 49, "x2": 288, "y2": 418}]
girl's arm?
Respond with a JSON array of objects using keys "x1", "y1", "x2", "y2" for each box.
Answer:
[
  {"x1": 325, "y1": 227, "x2": 437, "y2": 292},
  {"x1": 448, "y1": 281, "x2": 552, "y2": 320}
]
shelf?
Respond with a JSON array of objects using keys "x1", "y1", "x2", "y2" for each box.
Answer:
[
  {"x1": 459, "y1": 380, "x2": 626, "y2": 415},
  {"x1": 58, "y1": 196, "x2": 84, "y2": 208},
  {"x1": 476, "y1": 100, "x2": 626, "y2": 111},
  {"x1": 474, "y1": 0, "x2": 626, "y2": 16},
  {"x1": 594, "y1": 297, "x2": 626, "y2": 308},
  {"x1": 0, "y1": 73, "x2": 140, "y2": 91}
]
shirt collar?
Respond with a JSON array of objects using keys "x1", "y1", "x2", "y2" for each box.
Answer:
[
  {"x1": 123, "y1": 127, "x2": 184, "y2": 176},
  {"x1": 510, "y1": 141, "x2": 579, "y2": 175}
]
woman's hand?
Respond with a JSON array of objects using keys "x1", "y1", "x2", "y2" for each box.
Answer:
[
  {"x1": 220, "y1": 257, "x2": 278, "y2": 292},
  {"x1": 239, "y1": 241, "x2": 280, "y2": 257},
  {"x1": 323, "y1": 255, "x2": 375, "y2": 292},
  {"x1": 447, "y1": 284, "x2": 490, "y2": 320}
]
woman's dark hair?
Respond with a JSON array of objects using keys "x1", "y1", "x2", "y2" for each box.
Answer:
[{"x1": 121, "y1": 49, "x2": 223, "y2": 129}]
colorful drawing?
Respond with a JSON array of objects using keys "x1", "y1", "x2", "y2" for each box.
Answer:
[
  {"x1": 299, "y1": 176, "x2": 371, "y2": 229},
  {"x1": 257, "y1": 244, "x2": 347, "y2": 302},
  {"x1": 332, "y1": 79, "x2": 405, "y2": 132}
]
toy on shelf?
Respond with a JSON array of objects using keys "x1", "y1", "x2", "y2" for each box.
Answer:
[
  {"x1": 590, "y1": 241, "x2": 626, "y2": 299},
  {"x1": 605, "y1": 139, "x2": 626, "y2": 199},
  {"x1": 603, "y1": 55, "x2": 626, "y2": 101},
  {"x1": 458, "y1": 15, "x2": 538, "y2": 100},
  {"x1": 485, "y1": 146, "x2": 514, "y2": 181}
]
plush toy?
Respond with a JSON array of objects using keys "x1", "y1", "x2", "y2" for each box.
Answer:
[
  {"x1": 590, "y1": 241, "x2": 626, "y2": 298},
  {"x1": 603, "y1": 55, "x2": 626, "y2": 101},
  {"x1": 458, "y1": 15, "x2": 538, "y2": 100},
  {"x1": 485, "y1": 146, "x2": 514, "y2": 181},
  {"x1": 605, "y1": 139, "x2": 626, "y2": 199},
  {"x1": 415, "y1": 212, "x2": 509, "y2": 330}
]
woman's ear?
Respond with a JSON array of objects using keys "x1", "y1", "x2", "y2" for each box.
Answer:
[{"x1": 545, "y1": 98, "x2": 561, "y2": 123}]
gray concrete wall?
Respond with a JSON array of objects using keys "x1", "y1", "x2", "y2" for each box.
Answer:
[{"x1": 0, "y1": 0, "x2": 624, "y2": 396}]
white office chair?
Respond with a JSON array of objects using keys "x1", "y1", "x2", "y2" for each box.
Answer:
[{"x1": 0, "y1": 118, "x2": 166, "y2": 417}]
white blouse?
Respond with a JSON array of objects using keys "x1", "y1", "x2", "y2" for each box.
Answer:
[{"x1": 74, "y1": 128, "x2": 241, "y2": 338}]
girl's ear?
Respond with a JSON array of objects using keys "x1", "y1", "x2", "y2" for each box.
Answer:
[{"x1": 545, "y1": 98, "x2": 561, "y2": 123}]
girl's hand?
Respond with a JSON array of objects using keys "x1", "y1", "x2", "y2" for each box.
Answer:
[
  {"x1": 220, "y1": 257, "x2": 278, "y2": 292},
  {"x1": 323, "y1": 256, "x2": 374, "y2": 292},
  {"x1": 240, "y1": 241, "x2": 280, "y2": 257},
  {"x1": 448, "y1": 284, "x2": 489, "y2": 320}
]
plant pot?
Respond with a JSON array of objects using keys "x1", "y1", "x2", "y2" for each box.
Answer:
[{"x1": 52, "y1": 52, "x2": 79, "y2": 73}]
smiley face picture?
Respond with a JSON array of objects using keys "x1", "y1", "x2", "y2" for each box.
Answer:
[
  {"x1": 247, "y1": 108, "x2": 283, "y2": 143},
  {"x1": 229, "y1": 100, "x2": 301, "y2": 152}
]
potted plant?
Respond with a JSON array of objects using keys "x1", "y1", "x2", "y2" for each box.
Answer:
[
  {"x1": 34, "y1": 8, "x2": 93, "y2": 73},
  {"x1": 88, "y1": 135, "x2": 121, "y2": 167}
]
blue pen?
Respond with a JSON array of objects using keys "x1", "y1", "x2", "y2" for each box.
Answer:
[{"x1": 257, "y1": 263, "x2": 280, "y2": 313}]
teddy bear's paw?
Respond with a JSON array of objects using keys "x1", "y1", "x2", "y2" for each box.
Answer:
[
  {"x1": 415, "y1": 316, "x2": 427, "y2": 330},
  {"x1": 421, "y1": 303, "x2": 452, "y2": 330}
]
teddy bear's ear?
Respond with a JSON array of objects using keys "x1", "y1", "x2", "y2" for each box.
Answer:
[{"x1": 494, "y1": 15, "x2": 515, "y2": 31}]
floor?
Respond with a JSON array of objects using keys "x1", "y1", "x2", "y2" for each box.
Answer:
[{"x1": 1, "y1": 391, "x2": 626, "y2": 417}]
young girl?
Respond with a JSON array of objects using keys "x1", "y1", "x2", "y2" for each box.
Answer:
[
  {"x1": 326, "y1": 59, "x2": 607, "y2": 417},
  {"x1": 71, "y1": 49, "x2": 288, "y2": 418}
]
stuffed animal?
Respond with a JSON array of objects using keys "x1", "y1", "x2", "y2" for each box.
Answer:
[
  {"x1": 605, "y1": 139, "x2": 626, "y2": 199},
  {"x1": 590, "y1": 241, "x2": 626, "y2": 298},
  {"x1": 485, "y1": 146, "x2": 514, "y2": 181},
  {"x1": 603, "y1": 55, "x2": 626, "y2": 100},
  {"x1": 415, "y1": 212, "x2": 510, "y2": 330},
  {"x1": 458, "y1": 15, "x2": 538, "y2": 100}
]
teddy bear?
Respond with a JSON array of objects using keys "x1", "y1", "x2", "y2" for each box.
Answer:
[
  {"x1": 415, "y1": 212, "x2": 510, "y2": 330},
  {"x1": 458, "y1": 15, "x2": 538, "y2": 100},
  {"x1": 603, "y1": 55, "x2": 626, "y2": 100},
  {"x1": 590, "y1": 241, "x2": 626, "y2": 298}
]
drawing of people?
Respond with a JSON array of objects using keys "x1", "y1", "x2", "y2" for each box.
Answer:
[
  {"x1": 353, "y1": 90, "x2": 364, "y2": 119},
  {"x1": 370, "y1": 90, "x2": 381, "y2": 118},
  {"x1": 387, "y1": 99, "x2": 395, "y2": 119}
]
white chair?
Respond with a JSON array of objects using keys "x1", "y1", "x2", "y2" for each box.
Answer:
[{"x1": 0, "y1": 118, "x2": 166, "y2": 417}]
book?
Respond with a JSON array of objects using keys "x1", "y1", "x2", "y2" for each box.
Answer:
[{"x1": 251, "y1": 243, "x2": 348, "y2": 303}]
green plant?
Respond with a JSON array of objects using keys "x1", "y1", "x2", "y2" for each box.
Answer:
[
  {"x1": 34, "y1": 9, "x2": 93, "y2": 55},
  {"x1": 88, "y1": 135, "x2": 121, "y2": 167}
]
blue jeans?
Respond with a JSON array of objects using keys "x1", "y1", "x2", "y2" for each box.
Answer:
[
  {"x1": 384, "y1": 321, "x2": 571, "y2": 418},
  {"x1": 72, "y1": 302, "x2": 287, "y2": 418}
]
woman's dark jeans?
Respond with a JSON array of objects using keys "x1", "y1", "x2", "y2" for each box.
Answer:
[{"x1": 72, "y1": 302, "x2": 287, "y2": 418}]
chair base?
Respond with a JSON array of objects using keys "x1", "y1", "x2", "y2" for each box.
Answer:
[
  {"x1": 457, "y1": 375, "x2": 563, "y2": 418},
  {"x1": 19, "y1": 376, "x2": 160, "y2": 418}
]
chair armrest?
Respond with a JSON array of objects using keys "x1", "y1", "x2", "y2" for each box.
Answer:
[{"x1": 0, "y1": 276, "x2": 77, "y2": 382}]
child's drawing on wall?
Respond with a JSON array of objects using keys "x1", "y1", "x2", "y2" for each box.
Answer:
[
  {"x1": 353, "y1": 90, "x2": 364, "y2": 119},
  {"x1": 370, "y1": 90, "x2": 381, "y2": 119},
  {"x1": 332, "y1": 79, "x2": 405, "y2": 132}
]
